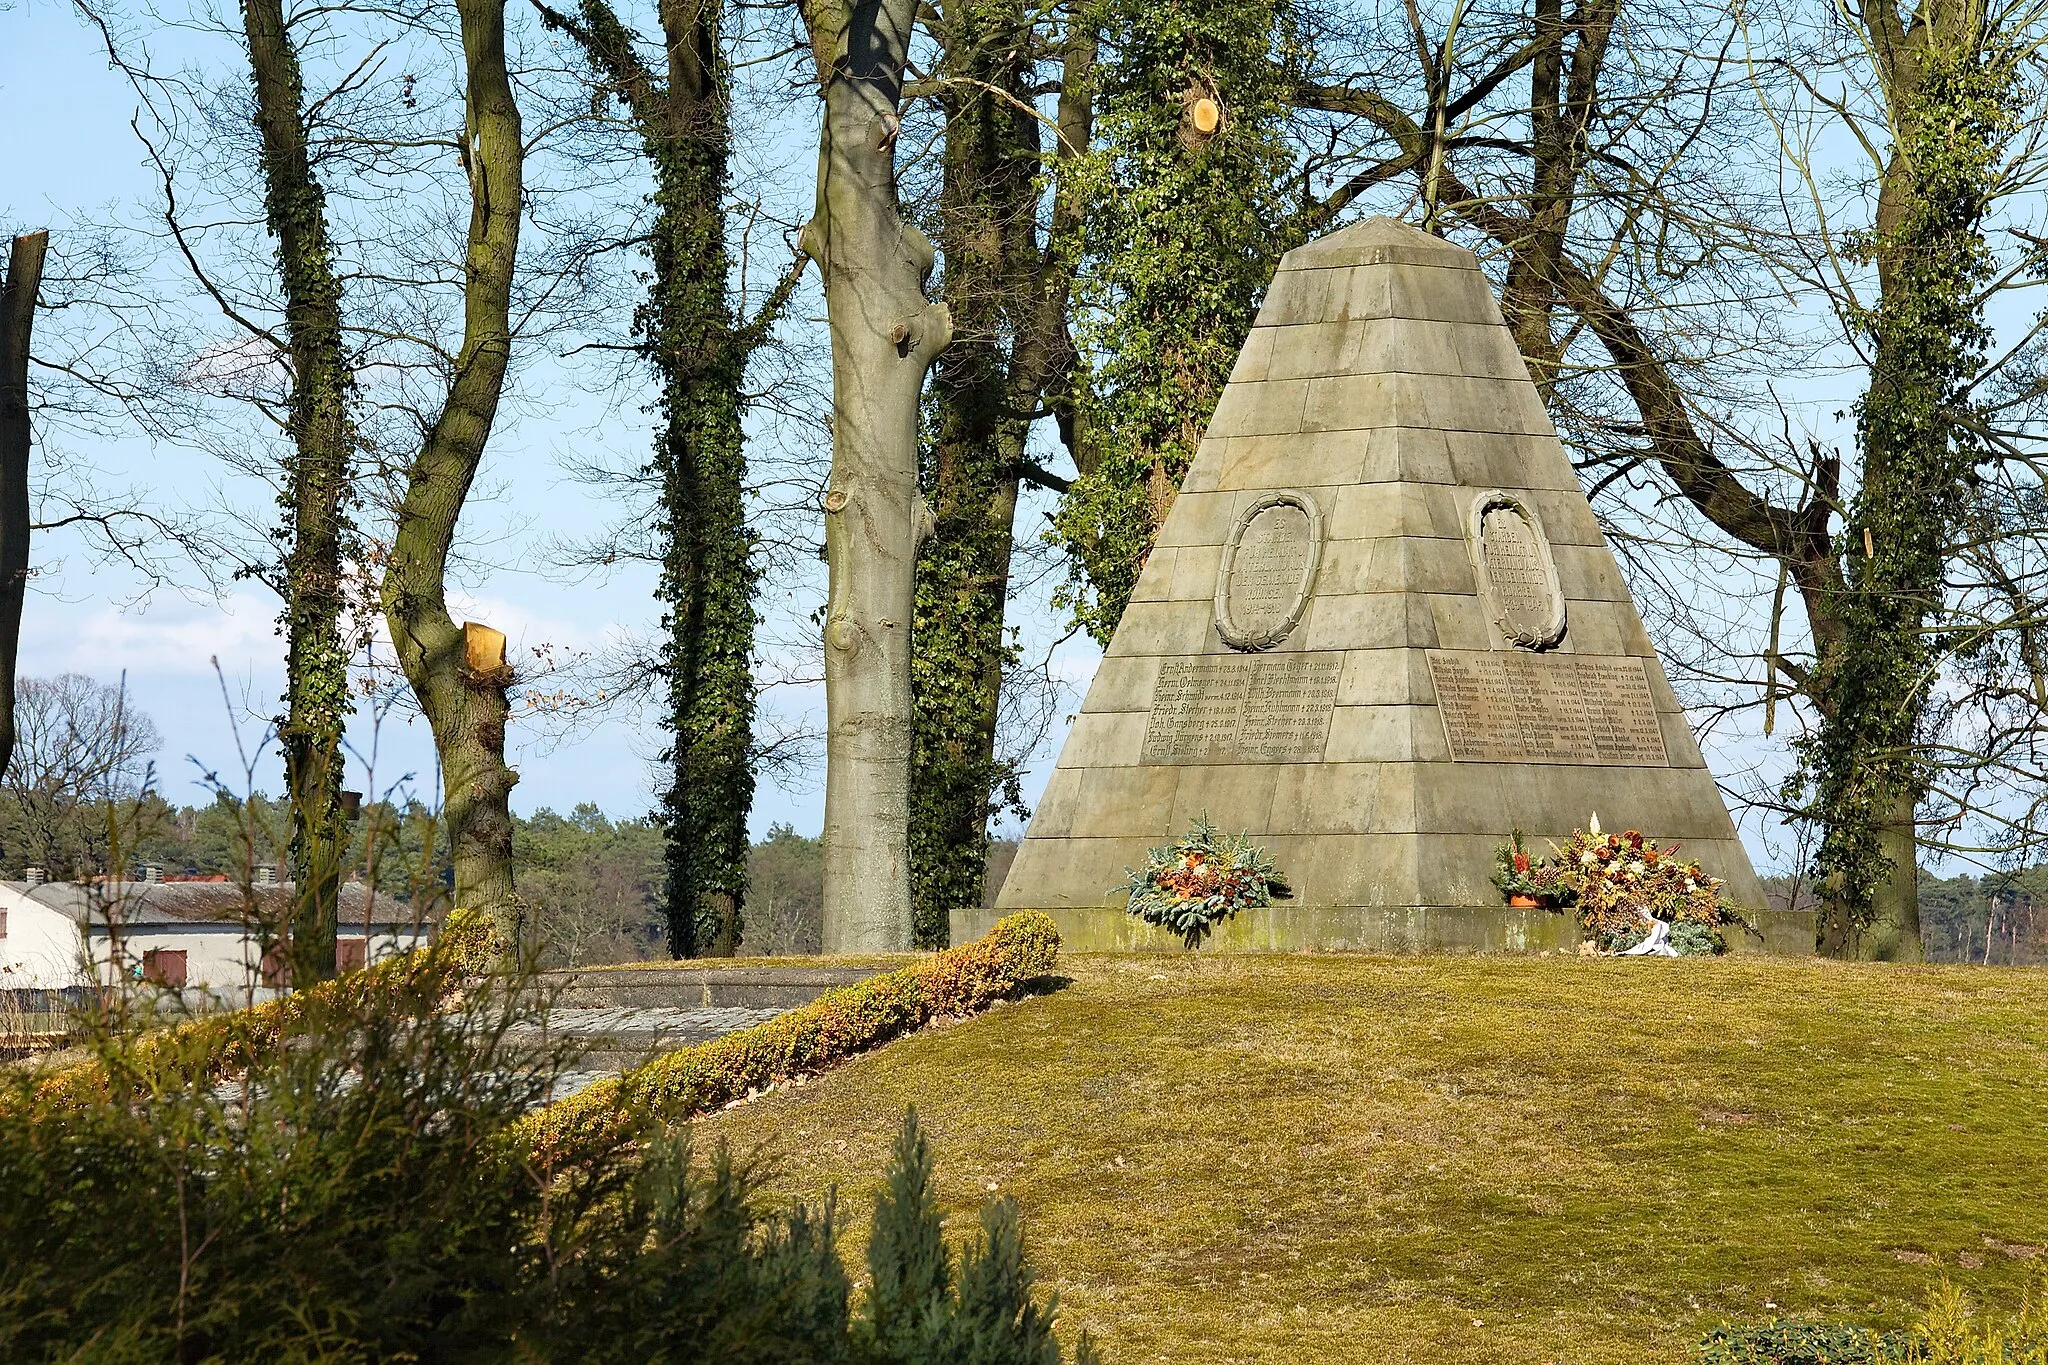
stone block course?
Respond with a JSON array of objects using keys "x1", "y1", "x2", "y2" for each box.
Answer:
[
  {"x1": 1561, "y1": 599, "x2": 1628, "y2": 656},
  {"x1": 1337, "y1": 648, "x2": 1434, "y2": 706},
  {"x1": 1259, "y1": 267, "x2": 1341, "y2": 326},
  {"x1": 1228, "y1": 326, "x2": 1275, "y2": 383},
  {"x1": 1445, "y1": 431, "x2": 1580, "y2": 490},
  {"x1": 1151, "y1": 491, "x2": 1238, "y2": 548},
  {"x1": 1425, "y1": 594, "x2": 1497, "y2": 652},
  {"x1": 1102, "y1": 598, "x2": 1214, "y2": 659},
  {"x1": 1169, "y1": 764, "x2": 1278, "y2": 832},
  {"x1": 1551, "y1": 543, "x2": 1632, "y2": 602},
  {"x1": 1079, "y1": 655, "x2": 1161, "y2": 714},
  {"x1": 1264, "y1": 321, "x2": 1359, "y2": 381},
  {"x1": 1179, "y1": 437, "x2": 1227, "y2": 494},
  {"x1": 1206, "y1": 377, "x2": 1311, "y2": 438},
  {"x1": 1061, "y1": 710, "x2": 1148, "y2": 769},
  {"x1": 1127, "y1": 546, "x2": 1175, "y2": 603},
  {"x1": 1386, "y1": 265, "x2": 1505, "y2": 325},
  {"x1": 1300, "y1": 592, "x2": 1438, "y2": 652},
  {"x1": 1166, "y1": 544, "x2": 1219, "y2": 600}
]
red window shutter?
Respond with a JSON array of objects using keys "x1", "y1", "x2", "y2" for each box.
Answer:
[
  {"x1": 335, "y1": 938, "x2": 368, "y2": 973},
  {"x1": 259, "y1": 945, "x2": 291, "y2": 989},
  {"x1": 142, "y1": 949, "x2": 188, "y2": 988}
]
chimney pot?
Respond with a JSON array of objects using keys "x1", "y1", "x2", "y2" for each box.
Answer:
[{"x1": 24, "y1": 866, "x2": 45, "y2": 886}]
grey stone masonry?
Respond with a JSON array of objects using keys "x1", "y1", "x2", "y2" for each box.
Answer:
[{"x1": 972, "y1": 217, "x2": 1802, "y2": 954}]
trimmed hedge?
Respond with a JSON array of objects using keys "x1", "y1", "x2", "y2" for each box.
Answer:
[
  {"x1": 517, "y1": 912, "x2": 1062, "y2": 1161},
  {"x1": 23, "y1": 908, "x2": 501, "y2": 1112}
]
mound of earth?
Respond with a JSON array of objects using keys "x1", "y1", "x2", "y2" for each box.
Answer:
[{"x1": 696, "y1": 952, "x2": 2048, "y2": 1365}]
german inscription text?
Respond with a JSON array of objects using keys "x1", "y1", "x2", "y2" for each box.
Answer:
[
  {"x1": 1426, "y1": 650, "x2": 1667, "y2": 764},
  {"x1": 1143, "y1": 654, "x2": 1343, "y2": 764}
]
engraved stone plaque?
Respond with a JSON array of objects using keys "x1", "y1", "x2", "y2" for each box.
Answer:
[
  {"x1": 1425, "y1": 650, "x2": 1667, "y2": 765},
  {"x1": 1215, "y1": 490, "x2": 1323, "y2": 650},
  {"x1": 1142, "y1": 653, "x2": 1343, "y2": 764},
  {"x1": 1467, "y1": 491, "x2": 1566, "y2": 648}
]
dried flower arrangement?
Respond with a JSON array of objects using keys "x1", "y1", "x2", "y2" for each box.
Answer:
[
  {"x1": 1497, "y1": 816, "x2": 1738, "y2": 953},
  {"x1": 1122, "y1": 816, "x2": 1287, "y2": 948}
]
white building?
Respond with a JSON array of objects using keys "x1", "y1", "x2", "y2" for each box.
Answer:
[{"x1": 0, "y1": 879, "x2": 430, "y2": 999}]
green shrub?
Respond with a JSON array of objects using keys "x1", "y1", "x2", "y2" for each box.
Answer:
[
  {"x1": 1697, "y1": 1322, "x2": 1904, "y2": 1364},
  {"x1": 1900, "y1": 1279, "x2": 2048, "y2": 1363},
  {"x1": 860, "y1": 1107, "x2": 1098, "y2": 1365},
  {"x1": 1704, "y1": 1281, "x2": 2048, "y2": 1365},
  {"x1": 0, "y1": 933, "x2": 1091, "y2": 1362}
]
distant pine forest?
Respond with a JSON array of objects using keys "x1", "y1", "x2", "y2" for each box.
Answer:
[{"x1": 1761, "y1": 872, "x2": 2044, "y2": 966}]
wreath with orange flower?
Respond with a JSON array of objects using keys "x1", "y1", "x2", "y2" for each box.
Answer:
[
  {"x1": 1122, "y1": 816, "x2": 1288, "y2": 947},
  {"x1": 1495, "y1": 817, "x2": 1738, "y2": 951}
]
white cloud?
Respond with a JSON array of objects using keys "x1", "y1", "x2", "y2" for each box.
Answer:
[{"x1": 20, "y1": 590, "x2": 283, "y2": 681}]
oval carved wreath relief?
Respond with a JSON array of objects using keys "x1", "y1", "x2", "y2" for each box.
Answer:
[
  {"x1": 1467, "y1": 490, "x2": 1567, "y2": 649},
  {"x1": 1215, "y1": 490, "x2": 1324, "y2": 651}
]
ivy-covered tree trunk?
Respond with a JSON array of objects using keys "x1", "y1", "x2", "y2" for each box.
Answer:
[
  {"x1": 240, "y1": 0, "x2": 359, "y2": 983},
  {"x1": 907, "y1": 6, "x2": 1092, "y2": 946},
  {"x1": 539, "y1": 0, "x2": 757, "y2": 958},
  {"x1": 381, "y1": 0, "x2": 525, "y2": 943},
  {"x1": 0, "y1": 230, "x2": 46, "y2": 787},
  {"x1": 799, "y1": 0, "x2": 952, "y2": 952},
  {"x1": 1803, "y1": 1, "x2": 2011, "y2": 961},
  {"x1": 1050, "y1": 0, "x2": 1300, "y2": 644}
]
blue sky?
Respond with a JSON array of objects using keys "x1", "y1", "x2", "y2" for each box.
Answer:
[
  {"x1": 8, "y1": 0, "x2": 1936, "y2": 877},
  {"x1": 5, "y1": 1, "x2": 738, "y2": 823},
  {"x1": 2, "y1": 0, "x2": 1099, "y2": 838}
]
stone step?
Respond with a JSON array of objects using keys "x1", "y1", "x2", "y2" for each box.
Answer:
[
  {"x1": 513, "y1": 1004, "x2": 793, "y2": 1097},
  {"x1": 534, "y1": 964, "x2": 886, "y2": 1010}
]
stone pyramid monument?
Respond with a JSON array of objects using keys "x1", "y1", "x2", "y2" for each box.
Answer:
[{"x1": 956, "y1": 217, "x2": 1803, "y2": 953}]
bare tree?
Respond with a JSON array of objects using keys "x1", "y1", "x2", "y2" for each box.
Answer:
[
  {"x1": 0, "y1": 231, "x2": 48, "y2": 784},
  {"x1": 3, "y1": 672, "x2": 162, "y2": 877},
  {"x1": 380, "y1": 0, "x2": 528, "y2": 941},
  {"x1": 795, "y1": 0, "x2": 954, "y2": 951}
]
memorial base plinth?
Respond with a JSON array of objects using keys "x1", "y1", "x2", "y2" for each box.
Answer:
[{"x1": 953, "y1": 903, "x2": 1816, "y2": 956}]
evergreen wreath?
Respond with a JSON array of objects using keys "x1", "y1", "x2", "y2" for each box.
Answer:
[{"x1": 1121, "y1": 816, "x2": 1287, "y2": 947}]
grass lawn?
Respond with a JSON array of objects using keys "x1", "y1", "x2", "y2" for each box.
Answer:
[{"x1": 693, "y1": 952, "x2": 2048, "y2": 1364}]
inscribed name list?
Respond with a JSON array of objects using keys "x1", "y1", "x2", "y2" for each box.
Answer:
[
  {"x1": 1142, "y1": 654, "x2": 1343, "y2": 764},
  {"x1": 1426, "y1": 650, "x2": 1668, "y2": 765}
]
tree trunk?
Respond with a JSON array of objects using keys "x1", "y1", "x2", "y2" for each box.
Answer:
[
  {"x1": 1804, "y1": 2, "x2": 2008, "y2": 962},
  {"x1": 240, "y1": 0, "x2": 358, "y2": 983},
  {"x1": 801, "y1": 0, "x2": 952, "y2": 953},
  {"x1": 0, "y1": 231, "x2": 46, "y2": 787},
  {"x1": 1050, "y1": 0, "x2": 1296, "y2": 645},
  {"x1": 908, "y1": 0, "x2": 1055, "y2": 945},
  {"x1": 380, "y1": 0, "x2": 524, "y2": 943},
  {"x1": 908, "y1": 17, "x2": 1093, "y2": 944},
  {"x1": 645, "y1": 0, "x2": 752, "y2": 960},
  {"x1": 538, "y1": 0, "x2": 766, "y2": 958}
]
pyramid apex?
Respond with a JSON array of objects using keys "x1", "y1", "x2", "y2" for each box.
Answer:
[{"x1": 1280, "y1": 216, "x2": 1478, "y2": 272}]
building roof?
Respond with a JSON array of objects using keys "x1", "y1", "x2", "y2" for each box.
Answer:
[{"x1": 1, "y1": 880, "x2": 426, "y2": 930}]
